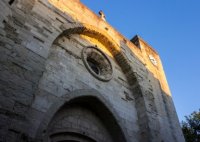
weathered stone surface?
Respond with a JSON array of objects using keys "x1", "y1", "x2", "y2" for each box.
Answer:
[{"x1": 0, "y1": 0, "x2": 185, "y2": 142}]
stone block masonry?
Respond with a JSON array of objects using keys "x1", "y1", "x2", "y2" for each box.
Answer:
[{"x1": 0, "y1": 0, "x2": 185, "y2": 142}]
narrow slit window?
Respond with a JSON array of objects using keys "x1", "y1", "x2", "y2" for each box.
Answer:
[{"x1": 9, "y1": 0, "x2": 15, "y2": 5}]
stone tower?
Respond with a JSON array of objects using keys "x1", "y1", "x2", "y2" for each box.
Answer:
[{"x1": 0, "y1": 0, "x2": 185, "y2": 142}]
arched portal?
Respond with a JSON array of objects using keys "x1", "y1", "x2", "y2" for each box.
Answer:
[{"x1": 39, "y1": 91, "x2": 127, "y2": 142}]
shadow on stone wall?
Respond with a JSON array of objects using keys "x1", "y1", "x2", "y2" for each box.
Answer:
[{"x1": 0, "y1": 0, "x2": 184, "y2": 141}]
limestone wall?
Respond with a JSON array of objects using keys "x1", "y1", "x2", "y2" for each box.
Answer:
[{"x1": 0, "y1": 0, "x2": 185, "y2": 142}]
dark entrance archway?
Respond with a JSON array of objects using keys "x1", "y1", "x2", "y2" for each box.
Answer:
[{"x1": 43, "y1": 95, "x2": 127, "y2": 142}]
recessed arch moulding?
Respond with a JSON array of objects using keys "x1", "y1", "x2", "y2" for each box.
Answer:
[{"x1": 36, "y1": 90, "x2": 128, "y2": 142}]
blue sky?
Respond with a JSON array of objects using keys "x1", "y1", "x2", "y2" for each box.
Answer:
[{"x1": 81, "y1": 0, "x2": 200, "y2": 121}]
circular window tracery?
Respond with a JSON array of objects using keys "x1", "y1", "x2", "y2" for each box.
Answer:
[{"x1": 82, "y1": 46, "x2": 113, "y2": 81}]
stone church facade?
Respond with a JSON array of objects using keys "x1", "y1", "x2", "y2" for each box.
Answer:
[{"x1": 0, "y1": 0, "x2": 185, "y2": 142}]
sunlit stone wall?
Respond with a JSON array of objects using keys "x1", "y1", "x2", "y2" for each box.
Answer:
[{"x1": 0, "y1": 0, "x2": 185, "y2": 142}]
